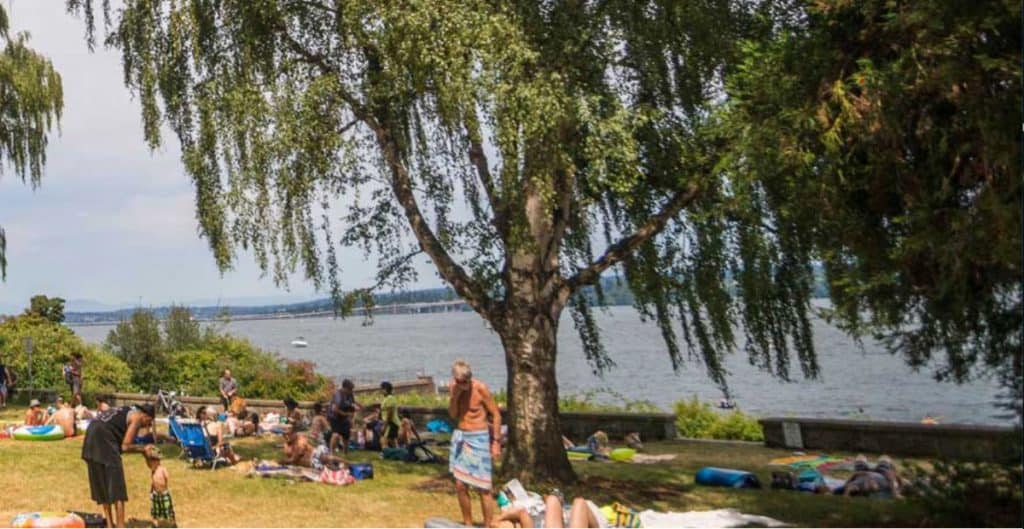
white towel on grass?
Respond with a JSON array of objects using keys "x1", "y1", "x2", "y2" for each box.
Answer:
[{"x1": 639, "y1": 508, "x2": 787, "y2": 528}]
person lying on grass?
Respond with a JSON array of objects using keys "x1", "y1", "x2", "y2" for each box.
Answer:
[
  {"x1": 842, "y1": 454, "x2": 904, "y2": 499},
  {"x1": 280, "y1": 426, "x2": 347, "y2": 470},
  {"x1": 493, "y1": 495, "x2": 608, "y2": 528}
]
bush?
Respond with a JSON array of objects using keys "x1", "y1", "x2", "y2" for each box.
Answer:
[
  {"x1": 908, "y1": 460, "x2": 1023, "y2": 527},
  {"x1": 674, "y1": 396, "x2": 720, "y2": 438},
  {"x1": 101, "y1": 308, "x2": 334, "y2": 401},
  {"x1": 0, "y1": 313, "x2": 134, "y2": 397},
  {"x1": 674, "y1": 396, "x2": 764, "y2": 441}
]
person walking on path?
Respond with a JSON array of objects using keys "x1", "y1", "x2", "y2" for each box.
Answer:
[
  {"x1": 329, "y1": 379, "x2": 360, "y2": 456},
  {"x1": 70, "y1": 353, "x2": 85, "y2": 406},
  {"x1": 218, "y1": 369, "x2": 238, "y2": 412},
  {"x1": 448, "y1": 360, "x2": 502, "y2": 527},
  {"x1": 81, "y1": 403, "x2": 156, "y2": 528}
]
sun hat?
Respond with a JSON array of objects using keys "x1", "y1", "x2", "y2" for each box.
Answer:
[{"x1": 29, "y1": 399, "x2": 41, "y2": 407}]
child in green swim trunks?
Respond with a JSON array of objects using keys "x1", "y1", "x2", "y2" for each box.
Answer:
[{"x1": 144, "y1": 446, "x2": 176, "y2": 528}]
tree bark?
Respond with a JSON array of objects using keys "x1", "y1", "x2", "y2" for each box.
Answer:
[{"x1": 499, "y1": 304, "x2": 577, "y2": 484}]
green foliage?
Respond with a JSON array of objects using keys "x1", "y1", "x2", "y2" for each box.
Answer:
[
  {"x1": 105, "y1": 309, "x2": 171, "y2": 390},
  {"x1": 25, "y1": 295, "x2": 66, "y2": 324},
  {"x1": 725, "y1": 0, "x2": 1022, "y2": 417},
  {"x1": 0, "y1": 3, "x2": 64, "y2": 281},
  {"x1": 103, "y1": 307, "x2": 332, "y2": 401},
  {"x1": 674, "y1": 396, "x2": 763, "y2": 442},
  {"x1": 0, "y1": 312, "x2": 133, "y2": 395},
  {"x1": 674, "y1": 396, "x2": 720, "y2": 439},
  {"x1": 907, "y1": 460, "x2": 1023, "y2": 527},
  {"x1": 163, "y1": 305, "x2": 201, "y2": 351}
]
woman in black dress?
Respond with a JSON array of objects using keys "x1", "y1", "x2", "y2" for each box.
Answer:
[{"x1": 81, "y1": 404, "x2": 155, "y2": 528}]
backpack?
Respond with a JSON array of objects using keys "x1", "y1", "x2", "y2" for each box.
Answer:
[{"x1": 405, "y1": 441, "x2": 442, "y2": 464}]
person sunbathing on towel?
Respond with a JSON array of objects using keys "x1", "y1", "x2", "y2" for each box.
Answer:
[
  {"x1": 280, "y1": 426, "x2": 345, "y2": 470},
  {"x1": 842, "y1": 454, "x2": 903, "y2": 498},
  {"x1": 493, "y1": 495, "x2": 607, "y2": 528}
]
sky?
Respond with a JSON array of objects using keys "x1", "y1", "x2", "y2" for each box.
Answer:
[{"x1": 0, "y1": 1, "x2": 440, "y2": 313}]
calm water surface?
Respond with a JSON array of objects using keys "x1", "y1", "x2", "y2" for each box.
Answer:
[{"x1": 71, "y1": 305, "x2": 1008, "y2": 425}]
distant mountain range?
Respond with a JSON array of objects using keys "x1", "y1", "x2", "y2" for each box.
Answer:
[{"x1": 49, "y1": 266, "x2": 829, "y2": 325}]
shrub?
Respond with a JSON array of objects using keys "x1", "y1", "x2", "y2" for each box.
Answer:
[
  {"x1": 674, "y1": 396, "x2": 764, "y2": 441},
  {"x1": 707, "y1": 409, "x2": 765, "y2": 441},
  {"x1": 0, "y1": 313, "x2": 134, "y2": 396},
  {"x1": 908, "y1": 460, "x2": 1023, "y2": 527},
  {"x1": 674, "y1": 396, "x2": 719, "y2": 438}
]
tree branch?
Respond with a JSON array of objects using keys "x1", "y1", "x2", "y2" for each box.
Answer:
[
  {"x1": 563, "y1": 183, "x2": 700, "y2": 295},
  {"x1": 375, "y1": 125, "x2": 496, "y2": 317},
  {"x1": 464, "y1": 109, "x2": 507, "y2": 236}
]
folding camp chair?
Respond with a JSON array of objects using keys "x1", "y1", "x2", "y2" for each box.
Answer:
[{"x1": 167, "y1": 415, "x2": 229, "y2": 469}]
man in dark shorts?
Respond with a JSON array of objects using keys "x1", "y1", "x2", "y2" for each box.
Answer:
[
  {"x1": 329, "y1": 379, "x2": 359, "y2": 456},
  {"x1": 0, "y1": 353, "x2": 11, "y2": 409},
  {"x1": 81, "y1": 404, "x2": 156, "y2": 528}
]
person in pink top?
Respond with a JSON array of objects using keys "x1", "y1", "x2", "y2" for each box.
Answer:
[{"x1": 448, "y1": 360, "x2": 502, "y2": 527}]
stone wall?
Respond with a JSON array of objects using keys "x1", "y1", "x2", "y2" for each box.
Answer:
[
  {"x1": 760, "y1": 417, "x2": 1021, "y2": 462},
  {"x1": 108, "y1": 391, "x2": 677, "y2": 441}
]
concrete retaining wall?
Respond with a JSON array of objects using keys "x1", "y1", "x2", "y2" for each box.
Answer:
[
  {"x1": 108, "y1": 392, "x2": 677, "y2": 441},
  {"x1": 760, "y1": 417, "x2": 1021, "y2": 462}
]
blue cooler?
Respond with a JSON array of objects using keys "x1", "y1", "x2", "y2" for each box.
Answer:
[
  {"x1": 695, "y1": 467, "x2": 761, "y2": 488},
  {"x1": 350, "y1": 463, "x2": 374, "y2": 480}
]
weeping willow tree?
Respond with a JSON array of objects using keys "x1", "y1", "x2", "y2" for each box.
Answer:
[
  {"x1": 0, "y1": 4, "x2": 64, "y2": 281},
  {"x1": 725, "y1": 0, "x2": 1022, "y2": 420},
  {"x1": 68, "y1": 0, "x2": 823, "y2": 483}
]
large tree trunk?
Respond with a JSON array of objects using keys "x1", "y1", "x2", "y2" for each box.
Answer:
[{"x1": 499, "y1": 305, "x2": 576, "y2": 484}]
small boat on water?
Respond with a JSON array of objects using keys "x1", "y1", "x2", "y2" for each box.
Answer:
[
  {"x1": 717, "y1": 398, "x2": 737, "y2": 410},
  {"x1": 291, "y1": 336, "x2": 308, "y2": 348}
]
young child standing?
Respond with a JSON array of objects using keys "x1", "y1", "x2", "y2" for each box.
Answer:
[{"x1": 144, "y1": 445, "x2": 176, "y2": 528}]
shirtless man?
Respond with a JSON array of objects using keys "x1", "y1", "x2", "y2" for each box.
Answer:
[
  {"x1": 47, "y1": 398, "x2": 77, "y2": 437},
  {"x1": 281, "y1": 427, "x2": 344, "y2": 470}
]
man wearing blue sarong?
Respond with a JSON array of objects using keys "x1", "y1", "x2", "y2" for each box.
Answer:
[{"x1": 448, "y1": 360, "x2": 502, "y2": 527}]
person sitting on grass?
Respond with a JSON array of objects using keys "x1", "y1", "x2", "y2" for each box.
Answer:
[
  {"x1": 196, "y1": 406, "x2": 240, "y2": 465},
  {"x1": 144, "y1": 445, "x2": 176, "y2": 528},
  {"x1": 398, "y1": 412, "x2": 418, "y2": 448},
  {"x1": 280, "y1": 426, "x2": 345, "y2": 470},
  {"x1": 25, "y1": 399, "x2": 49, "y2": 425},
  {"x1": 46, "y1": 397, "x2": 77, "y2": 437},
  {"x1": 308, "y1": 402, "x2": 331, "y2": 447},
  {"x1": 283, "y1": 397, "x2": 304, "y2": 429}
]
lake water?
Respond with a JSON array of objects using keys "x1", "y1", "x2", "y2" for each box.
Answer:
[{"x1": 71, "y1": 305, "x2": 1010, "y2": 425}]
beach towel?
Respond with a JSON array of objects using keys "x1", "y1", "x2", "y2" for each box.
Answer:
[
  {"x1": 319, "y1": 467, "x2": 355, "y2": 486},
  {"x1": 769, "y1": 454, "x2": 850, "y2": 472},
  {"x1": 450, "y1": 429, "x2": 492, "y2": 491},
  {"x1": 638, "y1": 509, "x2": 787, "y2": 528},
  {"x1": 631, "y1": 454, "x2": 677, "y2": 464}
]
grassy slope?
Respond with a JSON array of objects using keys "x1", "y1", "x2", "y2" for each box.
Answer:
[{"x1": 1, "y1": 406, "x2": 937, "y2": 527}]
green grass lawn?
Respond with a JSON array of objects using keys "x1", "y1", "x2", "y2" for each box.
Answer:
[{"x1": 0, "y1": 405, "x2": 948, "y2": 527}]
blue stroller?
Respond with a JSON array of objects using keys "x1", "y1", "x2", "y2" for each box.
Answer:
[{"x1": 167, "y1": 415, "x2": 229, "y2": 469}]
